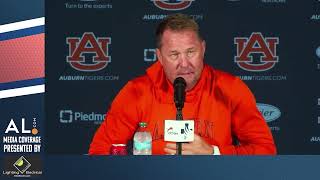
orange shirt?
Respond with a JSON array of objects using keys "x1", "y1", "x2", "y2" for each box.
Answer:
[{"x1": 89, "y1": 61, "x2": 276, "y2": 155}]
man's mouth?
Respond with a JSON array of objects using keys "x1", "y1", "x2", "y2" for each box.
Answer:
[{"x1": 178, "y1": 72, "x2": 194, "y2": 76}]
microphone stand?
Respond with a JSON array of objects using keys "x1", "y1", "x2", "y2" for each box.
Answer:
[{"x1": 176, "y1": 107, "x2": 183, "y2": 155}]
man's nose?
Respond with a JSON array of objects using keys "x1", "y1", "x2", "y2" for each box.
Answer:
[{"x1": 178, "y1": 55, "x2": 190, "y2": 68}]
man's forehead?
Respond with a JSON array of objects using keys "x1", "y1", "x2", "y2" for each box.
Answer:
[
  {"x1": 167, "y1": 47, "x2": 196, "y2": 52},
  {"x1": 161, "y1": 40, "x2": 200, "y2": 52},
  {"x1": 162, "y1": 29, "x2": 198, "y2": 38},
  {"x1": 162, "y1": 30, "x2": 199, "y2": 43}
]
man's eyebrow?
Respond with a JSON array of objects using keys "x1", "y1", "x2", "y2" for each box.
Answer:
[
  {"x1": 169, "y1": 50, "x2": 179, "y2": 54},
  {"x1": 186, "y1": 47, "x2": 196, "y2": 51}
]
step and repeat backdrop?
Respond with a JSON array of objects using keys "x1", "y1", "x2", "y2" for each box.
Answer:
[{"x1": 46, "y1": 0, "x2": 320, "y2": 154}]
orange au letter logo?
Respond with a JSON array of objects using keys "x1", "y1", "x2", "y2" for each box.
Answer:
[
  {"x1": 234, "y1": 32, "x2": 279, "y2": 72},
  {"x1": 66, "y1": 32, "x2": 111, "y2": 72}
]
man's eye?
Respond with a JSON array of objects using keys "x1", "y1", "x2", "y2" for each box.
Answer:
[
  {"x1": 187, "y1": 50, "x2": 195, "y2": 57},
  {"x1": 170, "y1": 54, "x2": 179, "y2": 60}
]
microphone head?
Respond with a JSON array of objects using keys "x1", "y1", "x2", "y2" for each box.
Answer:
[
  {"x1": 174, "y1": 77, "x2": 186, "y2": 109},
  {"x1": 174, "y1": 77, "x2": 186, "y2": 87}
]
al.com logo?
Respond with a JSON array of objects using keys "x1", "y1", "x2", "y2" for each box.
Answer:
[
  {"x1": 66, "y1": 32, "x2": 111, "y2": 72},
  {"x1": 5, "y1": 118, "x2": 39, "y2": 135},
  {"x1": 151, "y1": 0, "x2": 195, "y2": 11},
  {"x1": 234, "y1": 32, "x2": 279, "y2": 72}
]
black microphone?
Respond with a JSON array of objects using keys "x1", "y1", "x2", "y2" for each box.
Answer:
[
  {"x1": 174, "y1": 77, "x2": 186, "y2": 110},
  {"x1": 174, "y1": 77, "x2": 186, "y2": 155}
]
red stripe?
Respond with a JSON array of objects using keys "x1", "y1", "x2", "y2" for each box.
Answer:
[{"x1": 0, "y1": 34, "x2": 44, "y2": 83}]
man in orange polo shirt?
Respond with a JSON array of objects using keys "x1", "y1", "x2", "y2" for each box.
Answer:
[{"x1": 89, "y1": 13, "x2": 276, "y2": 155}]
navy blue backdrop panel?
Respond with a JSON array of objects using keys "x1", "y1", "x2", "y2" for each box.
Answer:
[
  {"x1": 43, "y1": 156, "x2": 320, "y2": 180},
  {"x1": 0, "y1": 0, "x2": 44, "y2": 24},
  {"x1": 46, "y1": 0, "x2": 320, "y2": 154}
]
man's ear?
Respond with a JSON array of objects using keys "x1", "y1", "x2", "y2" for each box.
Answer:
[
  {"x1": 201, "y1": 40, "x2": 206, "y2": 56},
  {"x1": 156, "y1": 48, "x2": 163, "y2": 65}
]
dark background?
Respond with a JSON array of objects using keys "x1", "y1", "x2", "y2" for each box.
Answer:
[
  {"x1": 45, "y1": 0, "x2": 320, "y2": 154},
  {"x1": 1, "y1": 0, "x2": 320, "y2": 180}
]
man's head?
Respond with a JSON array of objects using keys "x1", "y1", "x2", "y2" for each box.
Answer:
[{"x1": 156, "y1": 13, "x2": 206, "y2": 91}]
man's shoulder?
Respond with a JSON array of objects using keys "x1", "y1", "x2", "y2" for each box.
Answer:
[
  {"x1": 206, "y1": 66, "x2": 239, "y2": 84},
  {"x1": 205, "y1": 66, "x2": 253, "y2": 103},
  {"x1": 113, "y1": 74, "x2": 152, "y2": 102},
  {"x1": 126, "y1": 74, "x2": 153, "y2": 90},
  {"x1": 205, "y1": 65, "x2": 249, "y2": 94},
  {"x1": 210, "y1": 66, "x2": 254, "y2": 95}
]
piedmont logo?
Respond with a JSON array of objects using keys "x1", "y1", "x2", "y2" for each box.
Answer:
[
  {"x1": 256, "y1": 103, "x2": 281, "y2": 123},
  {"x1": 151, "y1": 0, "x2": 194, "y2": 11},
  {"x1": 234, "y1": 32, "x2": 279, "y2": 72},
  {"x1": 59, "y1": 110, "x2": 105, "y2": 124},
  {"x1": 144, "y1": 48, "x2": 157, "y2": 62},
  {"x1": 66, "y1": 32, "x2": 111, "y2": 72}
]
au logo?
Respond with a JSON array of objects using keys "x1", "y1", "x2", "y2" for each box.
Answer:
[
  {"x1": 151, "y1": 0, "x2": 194, "y2": 11},
  {"x1": 234, "y1": 32, "x2": 279, "y2": 72},
  {"x1": 13, "y1": 156, "x2": 31, "y2": 174},
  {"x1": 66, "y1": 32, "x2": 111, "y2": 72}
]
